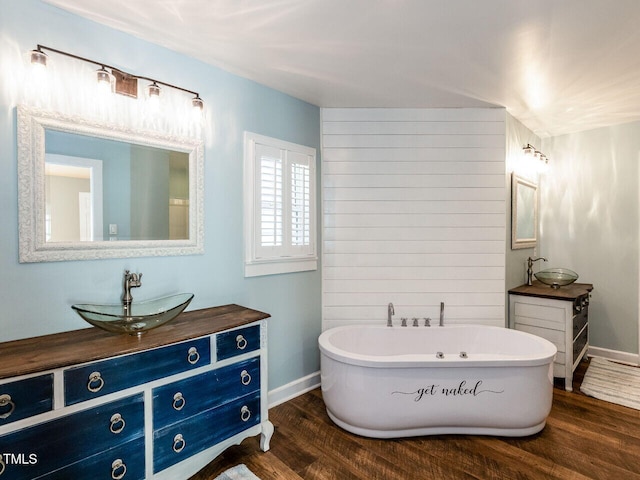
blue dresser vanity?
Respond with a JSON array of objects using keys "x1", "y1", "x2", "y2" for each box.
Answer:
[{"x1": 0, "y1": 304, "x2": 273, "y2": 479}]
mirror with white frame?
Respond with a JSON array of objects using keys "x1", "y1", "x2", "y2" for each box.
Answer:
[
  {"x1": 511, "y1": 174, "x2": 538, "y2": 250},
  {"x1": 17, "y1": 105, "x2": 204, "y2": 262}
]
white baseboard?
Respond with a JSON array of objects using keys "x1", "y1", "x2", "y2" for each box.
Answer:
[
  {"x1": 588, "y1": 346, "x2": 639, "y2": 366},
  {"x1": 268, "y1": 371, "x2": 321, "y2": 408}
]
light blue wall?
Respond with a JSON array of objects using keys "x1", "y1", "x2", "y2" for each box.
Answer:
[
  {"x1": 541, "y1": 124, "x2": 640, "y2": 356},
  {"x1": 0, "y1": 0, "x2": 322, "y2": 390}
]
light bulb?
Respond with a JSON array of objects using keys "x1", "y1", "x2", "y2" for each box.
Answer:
[
  {"x1": 192, "y1": 95, "x2": 204, "y2": 119},
  {"x1": 147, "y1": 82, "x2": 161, "y2": 113},
  {"x1": 96, "y1": 67, "x2": 113, "y2": 95},
  {"x1": 30, "y1": 49, "x2": 48, "y2": 70}
]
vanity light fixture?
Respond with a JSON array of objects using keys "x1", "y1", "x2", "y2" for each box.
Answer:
[
  {"x1": 28, "y1": 44, "x2": 204, "y2": 113},
  {"x1": 29, "y1": 46, "x2": 48, "y2": 69},
  {"x1": 95, "y1": 66, "x2": 113, "y2": 94},
  {"x1": 146, "y1": 81, "x2": 161, "y2": 112},
  {"x1": 147, "y1": 81, "x2": 161, "y2": 99},
  {"x1": 522, "y1": 144, "x2": 550, "y2": 165}
]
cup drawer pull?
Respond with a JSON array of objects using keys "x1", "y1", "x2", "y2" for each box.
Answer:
[
  {"x1": 0, "y1": 394, "x2": 15, "y2": 420},
  {"x1": 87, "y1": 371, "x2": 105, "y2": 392},
  {"x1": 172, "y1": 392, "x2": 186, "y2": 411},
  {"x1": 240, "y1": 370, "x2": 252, "y2": 386},
  {"x1": 236, "y1": 335, "x2": 248, "y2": 350},
  {"x1": 173, "y1": 433, "x2": 186, "y2": 453},
  {"x1": 111, "y1": 459, "x2": 127, "y2": 480},
  {"x1": 240, "y1": 405, "x2": 251, "y2": 422},
  {"x1": 109, "y1": 413, "x2": 126, "y2": 434}
]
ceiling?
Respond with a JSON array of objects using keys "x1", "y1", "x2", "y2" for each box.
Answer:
[{"x1": 44, "y1": 0, "x2": 640, "y2": 137}]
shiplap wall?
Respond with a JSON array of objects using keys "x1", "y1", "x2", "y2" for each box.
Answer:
[{"x1": 321, "y1": 108, "x2": 506, "y2": 330}]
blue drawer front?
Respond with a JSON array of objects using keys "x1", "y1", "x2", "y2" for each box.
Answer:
[
  {"x1": 152, "y1": 357, "x2": 260, "y2": 430},
  {"x1": 216, "y1": 325, "x2": 260, "y2": 361},
  {"x1": 0, "y1": 394, "x2": 144, "y2": 480},
  {"x1": 65, "y1": 337, "x2": 210, "y2": 405},
  {"x1": 153, "y1": 392, "x2": 261, "y2": 473},
  {"x1": 0, "y1": 374, "x2": 53, "y2": 426},
  {"x1": 39, "y1": 437, "x2": 145, "y2": 480}
]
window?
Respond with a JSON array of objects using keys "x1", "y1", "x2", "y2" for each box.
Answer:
[{"x1": 243, "y1": 132, "x2": 317, "y2": 277}]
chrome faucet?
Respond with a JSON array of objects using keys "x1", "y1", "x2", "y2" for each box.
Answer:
[
  {"x1": 122, "y1": 270, "x2": 143, "y2": 310},
  {"x1": 439, "y1": 302, "x2": 445, "y2": 327},
  {"x1": 387, "y1": 302, "x2": 395, "y2": 327},
  {"x1": 527, "y1": 257, "x2": 547, "y2": 285}
]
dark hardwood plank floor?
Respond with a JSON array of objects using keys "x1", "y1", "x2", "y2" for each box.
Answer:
[{"x1": 190, "y1": 360, "x2": 640, "y2": 480}]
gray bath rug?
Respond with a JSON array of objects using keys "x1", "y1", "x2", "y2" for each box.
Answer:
[
  {"x1": 580, "y1": 357, "x2": 640, "y2": 410},
  {"x1": 213, "y1": 464, "x2": 261, "y2": 480}
]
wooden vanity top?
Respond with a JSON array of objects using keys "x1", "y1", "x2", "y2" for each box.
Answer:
[
  {"x1": 509, "y1": 281, "x2": 593, "y2": 301},
  {"x1": 0, "y1": 304, "x2": 270, "y2": 380}
]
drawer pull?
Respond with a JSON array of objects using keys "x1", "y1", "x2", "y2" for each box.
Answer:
[
  {"x1": 240, "y1": 405, "x2": 251, "y2": 422},
  {"x1": 172, "y1": 392, "x2": 186, "y2": 411},
  {"x1": 236, "y1": 335, "x2": 248, "y2": 350},
  {"x1": 87, "y1": 371, "x2": 105, "y2": 393},
  {"x1": 172, "y1": 433, "x2": 186, "y2": 453},
  {"x1": 240, "y1": 370, "x2": 252, "y2": 386},
  {"x1": 109, "y1": 413, "x2": 126, "y2": 434},
  {"x1": 187, "y1": 347, "x2": 200, "y2": 365},
  {"x1": 111, "y1": 459, "x2": 127, "y2": 480},
  {"x1": 0, "y1": 394, "x2": 15, "y2": 420}
]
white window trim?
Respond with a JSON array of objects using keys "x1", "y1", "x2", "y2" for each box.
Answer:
[{"x1": 243, "y1": 132, "x2": 317, "y2": 277}]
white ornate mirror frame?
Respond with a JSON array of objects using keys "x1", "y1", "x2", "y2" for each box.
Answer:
[{"x1": 17, "y1": 105, "x2": 204, "y2": 262}]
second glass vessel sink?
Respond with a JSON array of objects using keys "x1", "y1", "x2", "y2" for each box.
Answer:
[
  {"x1": 72, "y1": 293, "x2": 194, "y2": 335},
  {"x1": 534, "y1": 268, "x2": 579, "y2": 288}
]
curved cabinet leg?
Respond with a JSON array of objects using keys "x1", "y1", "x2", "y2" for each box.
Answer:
[{"x1": 260, "y1": 420, "x2": 275, "y2": 451}]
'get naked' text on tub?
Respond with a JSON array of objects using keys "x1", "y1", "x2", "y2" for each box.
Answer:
[{"x1": 319, "y1": 324, "x2": 557, "y2": 438}]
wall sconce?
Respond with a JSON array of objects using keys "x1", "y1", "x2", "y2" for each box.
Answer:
[
  {"x1": 28, "y1": 45, "x2": 204, "y2": 115},
  {"x1": 523, "y1": 144, "x2": 549, "y2": 165}
]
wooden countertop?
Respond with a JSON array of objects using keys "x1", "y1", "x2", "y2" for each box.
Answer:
[
  {"x1": 508, "y1": 281, "x2": 593, "y2": 301},
  {"x1": 0, "y1": 304, "x2": 270, "y2": 380}
]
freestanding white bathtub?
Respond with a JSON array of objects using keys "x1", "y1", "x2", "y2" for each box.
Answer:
[{"x1": 319, "y1": 324, "x2": 557, "y2": 438}]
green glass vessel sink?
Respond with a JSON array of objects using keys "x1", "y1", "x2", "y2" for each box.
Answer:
[
  {"x1": 534, "y1": 268, "x2": 579, "y2": 288},
  {"x1": 72, "y1": 293, "x2": 194, "y2": 335}
]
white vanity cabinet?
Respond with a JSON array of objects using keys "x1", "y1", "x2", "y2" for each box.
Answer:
[
  {"x1": 0, "y1": 304, "x2": 273, "y2": 480},
  {"x1": 509, "y1": 282, "x2": 593, "y2": 392}
]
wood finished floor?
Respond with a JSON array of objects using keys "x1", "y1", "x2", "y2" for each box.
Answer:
[{"x1": 189, "y1": 360, "x2": 640, "y2": 480}]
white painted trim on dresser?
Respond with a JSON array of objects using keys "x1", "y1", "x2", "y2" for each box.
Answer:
[
  {"x1": 268, "y1": 371, "x2": 321, "y2": 408},
  {"x1": 588, "y1": 346, "x2": 640, "y2": 366}
]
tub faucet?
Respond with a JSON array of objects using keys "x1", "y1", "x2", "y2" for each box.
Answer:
[
  {"x1": 387, "y1": 302, "x2": 395, "y2": 327},
  {"x1": 439, "y1": 302, "x2": 445, "y2": 327},
  {"x1": 527, "y1": 257, "x2": 547, "y2": 285},
  {"x1": 122, "y1": 270, "x2": 142, "y2": 310}
]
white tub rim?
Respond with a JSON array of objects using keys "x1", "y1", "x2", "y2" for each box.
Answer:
[{"x1": 319, "y1": 324, "x2": 557, "y2": 369}]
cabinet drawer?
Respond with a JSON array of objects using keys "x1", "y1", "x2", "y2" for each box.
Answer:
[
  {"x1": 65, "y1": 337, "x2": 210, "y2": 405},
  {"x1": 515, "y1": 323, "x2": 565, "y2": 352},
  {"x1": 513, "y1": 301, "x2": 566, "y2": 328},
  {"x1": 0, "y1": 394, "x2": 144, "y2": 479},
  {"x1": 216, "y1": 325, "x2": 260, "y2": 361},
  {"x1": 152, "y1": 357, "x2": 260, "y2": 430},
  {"x1": 0, "y1": 374, "x2": 53, "y2": 426},
  {"x1": 153, "y1": 392, "x2": 261, "y2": 474},
  {"x1": 39, "y1": 437, "x2": 145, "y2": 480}
]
